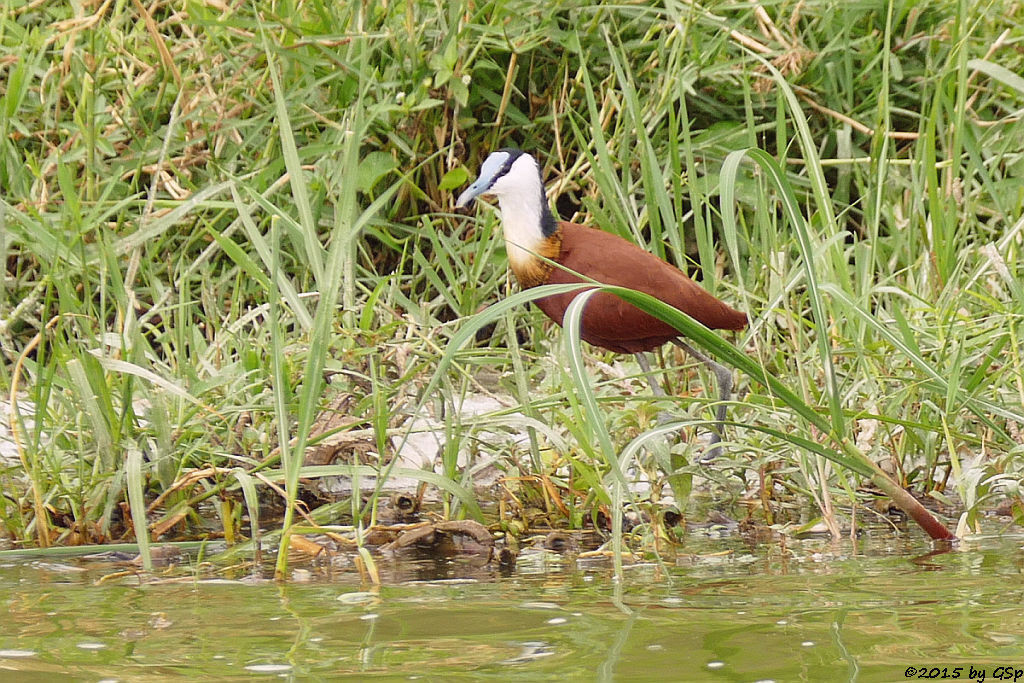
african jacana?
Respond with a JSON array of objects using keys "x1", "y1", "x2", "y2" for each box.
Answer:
[{"x1": 456, "y1": 149, "x2": 746, "y2": 460}]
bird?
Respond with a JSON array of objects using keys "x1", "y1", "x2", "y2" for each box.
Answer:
[{"x1": 455, "y1": 148, "x2": 747, "y2": 461}]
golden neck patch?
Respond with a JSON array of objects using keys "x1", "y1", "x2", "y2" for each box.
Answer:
[{"x1": 508, "y1": 227, "x2": 563, "y2": 289}]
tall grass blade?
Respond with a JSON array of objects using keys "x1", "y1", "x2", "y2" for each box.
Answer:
[{"x1": 126, "y1": 446, "x2": 152, "y2": 572}]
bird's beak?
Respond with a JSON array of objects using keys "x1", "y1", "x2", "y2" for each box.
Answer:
[{"x1": 455, "y1": 177, "x2": 491, "y2": 209}]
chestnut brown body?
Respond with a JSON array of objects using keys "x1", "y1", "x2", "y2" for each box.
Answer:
[{"x1": 517, "y1": 222, "x2": 747, "y2": 353}]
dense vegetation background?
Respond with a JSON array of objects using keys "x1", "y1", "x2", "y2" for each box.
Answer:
[{"x1": 2, "y1": 0, "x2": 1022, "y2": 556}]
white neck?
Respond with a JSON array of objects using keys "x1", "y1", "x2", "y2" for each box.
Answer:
[
  {"x1": 496, "y1": 193, "x2": 547, "y2": 270},
  {"x1": 490, "y1": 155, "x2": 549, "y2": 270}
]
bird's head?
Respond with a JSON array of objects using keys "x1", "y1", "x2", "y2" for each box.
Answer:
[{"x1": 455, "y1": 148, "x2": 539, "y2": 208}]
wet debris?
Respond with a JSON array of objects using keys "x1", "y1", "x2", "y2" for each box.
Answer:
[
  {"x1": 288, "y1": 534, "x2": 331, "y2": 561},
  {"x1": 133, "y1": 545, "x2": 185, "y2": 566},
  {"x1": 497, "y1": 546, "x2": 518, "y2": 568},
  {"x1": 381, "y1": 520, "x2": 494, "y2": 562},
  {"x1": 385, "y1": 491, "x2": 422, "y2": 523},
  {"x1": 688, "y1": 510, "x2": 740, "y2": 532},
  {"x1": 542, "y1": 531, "x2": 575, "y2": 554}
]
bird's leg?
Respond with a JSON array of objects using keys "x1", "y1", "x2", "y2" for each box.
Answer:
[
  {"x1": 634, "y1": 352, "x2": 667, "y2": 398},
  {"x1": 671, "y1": 340, "x2": 733, "y2": 462},
  {"x1": 636, "y1": 352, "x2": 680, "y2": 426}
]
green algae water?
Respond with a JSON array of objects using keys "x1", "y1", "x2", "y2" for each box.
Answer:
[{"x1": 2, "y1": 533, "x2": 1023, "y2": 681}]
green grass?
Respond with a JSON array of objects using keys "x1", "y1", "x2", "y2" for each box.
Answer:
[{"x1": 2, "y1": 0, "x2": 1023, "y2": 563}]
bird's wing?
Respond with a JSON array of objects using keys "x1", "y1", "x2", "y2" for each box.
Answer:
[{"x1": 553, "y1": 223, "x2": 746, "y2": 332}]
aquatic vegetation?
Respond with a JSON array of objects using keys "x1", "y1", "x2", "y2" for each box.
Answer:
[{"x1": 2, "y1": 0, "x2": 1023, "y2": 568}]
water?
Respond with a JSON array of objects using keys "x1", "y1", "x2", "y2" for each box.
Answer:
[{"x1": 1, "y1": 533, "x2": 1022, "y2": 680}]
